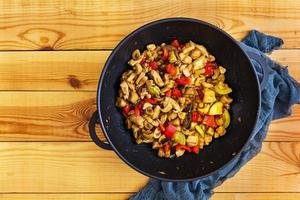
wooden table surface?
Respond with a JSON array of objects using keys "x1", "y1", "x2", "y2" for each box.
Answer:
[{"x1": 0, "y1": 1, "x2": 299, "y2": 199}]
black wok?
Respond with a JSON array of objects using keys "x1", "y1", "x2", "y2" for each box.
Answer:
[{"x1": 89, "y1": 18, "x2": 260, "y2": 181}]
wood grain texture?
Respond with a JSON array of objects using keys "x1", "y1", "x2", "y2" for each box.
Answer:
[
  {"x1": 0, "y1": 142, "x2": 299, "y2": 193},
  {"x1": 0, "y1": 91, "x2": 299, "y2": 141},
  {"x1": 0, "y1": 194, "x2": 132, "y2": 200},
  {"x1": 1, "y1": 193, "x2": 300, "y2": 200},
  {"x1": 212, "y1": 193, "x2": 300, "y2": 200},
  {"x1": 0, "y1": 50, "x2": 298, "y2": 91},
  {"x1": 0, "y1": 1, "x2": 299, "y2": 50},
  {"x1": 0, "y1": 51, "x2": 109, "y2": 91},
  {"x1": 0, "y1": 92, "x2": 96, "y2": 141}
]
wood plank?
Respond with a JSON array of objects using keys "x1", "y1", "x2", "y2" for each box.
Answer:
[
  {"x1": 0, "y1": 1, "x2": 299, "y2": 50},
  {"x1": 0, "y1": 50, "x2": 298, "y2": 91},
  {"x1": 212, "y1": 193, "x2": 300, "y2": 200},
  {"x1": 0, "y1": 92, "x2": 96, "y2": 141},
  {"x1": 0, "y1": 51, "x2": 109, "y2": 91},
  {"x1": 0, "y1": 91, "x2": 299, "y2": 141},
  {"x1": 0, "y1": 142, "x2": 299, "y2": 192},
  {"x1": 1, "y1": 193, "x2": 299, "y2": 200},
  {"x1": 0, "y1": 194, "x2": 130, "y2": 200}
]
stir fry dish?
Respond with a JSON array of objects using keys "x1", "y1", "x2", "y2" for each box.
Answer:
[{"x1": 115, "y1": 40, "x2": 233, "y2": 158}]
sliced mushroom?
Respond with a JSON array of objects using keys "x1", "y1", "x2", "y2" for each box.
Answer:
[
  {"x1": 144, "y1": 120, "x2": 153, "y2": 130},
  {"x1": 182, "y1": 68, "x2": 191, "y2": 77},
  {"x1": 135, "y1": 72, "x2": 145, "y2": 85},
  {"x1": 129, "y1": 115, "x2": 144, "y2": 127},
  {"x1": 190, "y1": 49, "x2": 201, "y2": 59},
  {"x1": 115, "y1": 97, "x2": 127, "y2": 108},
  {"x1": 169, "y1": 98, "x2": 181, "y2": 112},
  {"x1": 192, "y1": 55, "x2": 206, "y2": 70},
  {"x1": 147, "y1": 44, "x2": 156, "y2": 51},
  {"x1": 120, "y1": 81, "x2": 129, "y2": 99},
  {"x1": 152, "y1": 105, "x2": 161, "y2": 119},
  {"x1": 128, "y1": 91, "x2": 139, "y2": 104},
  {"x1": 195, "y1": 44, "x2": 208, "y2": 57},
  {"x1": 133, "y1": 63, "x2": 143, "y2": 74},
  {"x1": 161, "y1": 102, "x2": 172, "y2": 113},
  {"x1": 137, "y1": 76, "x2": 148, "y2": 88},
  {"x1": 150, "y1": 70, "x2": 164, "y2": 87},
  {"x1": 128, "y1": 57, "x2": 142, "y2": 66},
  {"x1": 168, "y1": 112, "x2": 177, "y2": 121},
  {"x1": 153, "y1": 128, "x2": 162, "y2": 139},
  {"x1": 132, "y1": 49, "x2": 141, "y2": 60},
  {"x1": 143, "y1": 102, "x2": 153, "y2": 110},
  {"x1": 159, "y1": 114, "x2": 168, "y2": 124}
]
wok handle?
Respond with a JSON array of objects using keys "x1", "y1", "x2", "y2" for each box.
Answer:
[
  {"x1": 246, "y1": 51, "x2": 271, "y2": 90},
  {"x1": 89, "y1": 111, "x2": 113, "y2": 150}
]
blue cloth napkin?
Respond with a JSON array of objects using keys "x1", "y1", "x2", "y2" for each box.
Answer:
[{"x1": 130, "y1": 30, "x2": 300, "y2": 200}]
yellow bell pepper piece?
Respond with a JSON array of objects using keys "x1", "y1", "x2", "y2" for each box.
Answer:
[
  {"x1": 223, "y1": 109, "x2": 230, "y2": 128},
  {"x1": 209, "y1": 102, "x2": 223, "y2": 115}
]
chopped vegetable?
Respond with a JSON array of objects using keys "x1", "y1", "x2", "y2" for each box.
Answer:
[
  {"x1": 147, "y1": 84, "x2": 160, "y2": 95},
  {"x1": 162, "y1": 48, "x2": 169, "y2": 60},
  {"x1": 203, "y1": 88, "x2": 216, "y2": 103},
  {"x1": 159, "y1": 124, "x2": 166, "y2": 132},
  {"x1": 186, "y1": 135, "x2": 198, "y2": 147},
  {"x1": 134, "y1": 105, "x2": 140, "y2": 116},
  {"x1": 215, "y1": 84, "x2": 232, "y2": 95},
  {"x1": 195, "y1": 125, "x2": 205, "y2": 137},
  {"x1": 173, "y1": 131, "x2": 186, "y2": 145},
  {"x1": 176, "y1": 144, "x2": 192, "y2": 152},
  {"x1": 169, "y1": 51, "x2": 177, "y2": 63},
  {"x1": 208, "y1": 101, "x2": 223, "y2": 115},
  {"x1": 192, "y1": 111, "x2": 199, "y2": 122},
  {"x1": 176, "y1": 76, "x2": 190, "y2": 86},
  {"x1": 144, "y1": 98, "x2": 157, "y2": 104},
  {"x1": 123, "y1": 104, "x2": 131, "y2": 115},
  {"x1": 166, "y1": 63, "x2": 176, "y2": 76},
  {"x1": 171, "y1": 39, "x2": 180, "y2": 48},
  {"x1": 192, "y1": 146, "x2": 200, "y2": 154},
  {"x1": 203, "y1": 115, "x2": 217, "y2": 128},
  {"x1": 149, "y1": 61, "x2": 158, "y2": 70},
  {"x1": 204, "y1": 62, "x2": 216, "y2": 76},
  {"x1": 172, "y1": 88, "x2": 182, "y2": 98},
  {"x1": 164, "y1": 124, "x2": 177, "y2": 138},
  {"x1": 163, "y1": 143, "x2": 169, "y2": 154},
  {"x1": 223, "y1": 109, "x2": 230, "y2": 128},
  {"x1": 165, "y1": 90, "x2": 172, "y2": 97}
]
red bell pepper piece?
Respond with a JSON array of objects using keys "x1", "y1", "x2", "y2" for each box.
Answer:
[
  {"x1": 176, "y1": 76, "x2": 190, "y2": 85},
  {"x1": 203, "y1": 115, "x2": 217, "y2": 128},
  {"x1": 171, "y1": 39, "x2": 180, "y2": 48},
  {"x1": 159, "y1": 124, "x2": 166, "y2": 132},
  {"x1": 164, "y1": 124, "x2": 176, "y2": 138},
  {"x1": 163, "y1": 144, "x2": 169, "y2": 154},
  {"x1": 122, "y1": 104, "x2": 130, "y2": 116},
  {"x1": 149, "y1": 61, "x2": 158, "y2": 70},
  {"x1": 166, "y1": 63, "x2": 176, "y2": 76},
  {"x1": 192, "y1": 111, "x2": 199, "y2": 122},
  {"x1": 204, "y1": 62, "x2": 217, "y2": 76},
  {"x1": 176, "y1": 144, "x2": 192, "y2": 152},
  {"x1": 134, "y1": 105, "x2": 140, "y2": 116},
  {"x1": 144, "y1": 98, "x2": 157, "y2": 104},
  {"x1": 172, "y1": 88, "x2": 182, "y2": 98},
  {"x1": 140, "y1": 58, "x2": 146, "y2": 65},
  {"x1": 192, "y1": 146, "x2": 200, "y2": 154},
  {"x1": 162, "y1": 48, "x2": 169, "y2": 60},
  {"x1": 165, "y1": 90, "x2": 172, "y2": 97}
]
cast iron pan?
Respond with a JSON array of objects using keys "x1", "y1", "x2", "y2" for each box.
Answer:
[{"x1": 89, "y1": 18, "x2": 261, "y2": 181}]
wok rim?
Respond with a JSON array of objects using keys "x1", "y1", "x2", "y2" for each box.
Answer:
[{"x1": 96, "y1": 17, "x2": 261, "y2": 181}]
